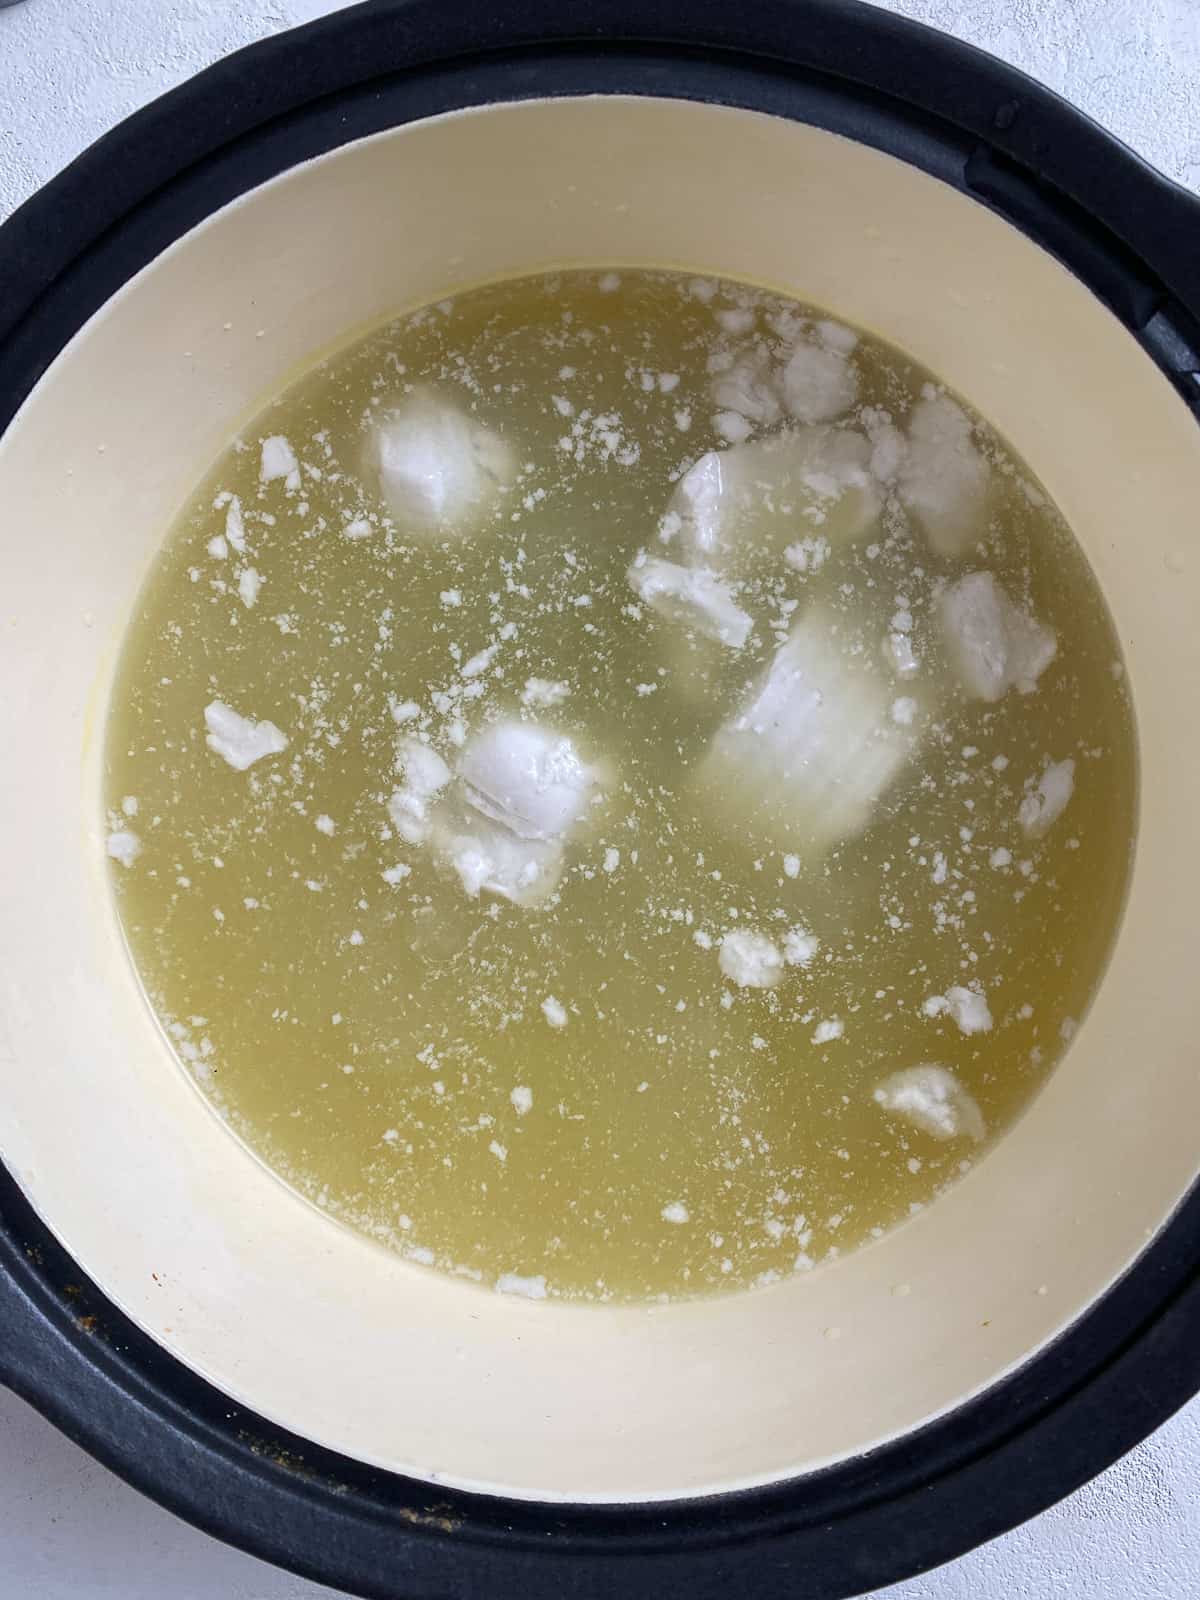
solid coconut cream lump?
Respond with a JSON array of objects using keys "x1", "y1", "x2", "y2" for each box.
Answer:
[{"x1": 104, "y1": 268, "x2": 1134, "y2": 1302}]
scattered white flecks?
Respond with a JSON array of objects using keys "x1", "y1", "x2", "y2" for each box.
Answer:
[
  {"x1": 891, "y1": 696, "x2": 918, "y2": 726},
  {"x1": 204, "y1": 701, "x2": 288, "y2": 771},
  {"x1": 989, "y1": 846, "x2": 1012, "y2": 869},
  {"x1": 440, "y1": 588, "x2": 462, "y2": 608},
  {"x1": 106, "y1": 830, "x2": 141, "y2": 868},
  {"x1": 1018, "y1": 758, "x2": 1076, "y2": 838},
  {"x1": 542, "y1": 995, "x2": 568, "y2": 1029},
  {"x1": 522, "y1": 677, "x2": 570, "y2": 708},
  {"x1": 496, "y1": 1272, "x2": 548, "y2": 1300},
  {"x1": 782, "y1": 853, "x2": 801, "y2": 879},
  {"x1": 224, "y1": 496, "x2": 247, "y2": 553},
  {"x1": 597, "y1": 271, "x2": 622, "y2": 293},
  {"x1": 783, "y1": 926, "x2": 820, "y2": 967},
  {"x1": 382, "y1": 863, "x2": 412, "y2": 885},
  {"x1": 874, "y1": 1064, "x2": 986, "y2": 1141},
  {"x1": 603, "y1": 847, "x2": 621, "y2": 874},
  {"x1": 719, "y1": 928, "x2": 784, "y2": 989},
  {"x1": 661, "y1": 1201, "x2": 690, "y2": 1225},
  {"x1": 635, "y1": 682, "x2": 657, "y2": 697},
  {"x1": 237, "y1": 567, "x2": 262, "y2": 609},
  {"x1": 511, "y1": 1085, "x2": 533, "y2": 1116},
  {"x1": 693, "y1": 929, "x2": 713, "y2": 950},
  {"x1": 206, "y1": 533, "x2": 228, "y2": 560},
  {"x1": 489, "y1": 1140, "x2": 508, "y2": 1163},
  {"x1": 923, "y1": 985, "x2": 993, "y2": 1035},
  {"x1": 315, "y1": 814, "x2": 336, "y2": 836},
  {"x1": 812, "y1": 1018, "x2": 844, "y2": 1045},
  {"x1": 121, "y1": 795, "x2": 139, "y2": 818},
  {"x1": 931, "y1": 851, "x2": 948, "y2": 886},
  {"x1": 343, "y1": 516, "x2": 372, "y2": 540},
  {"x1": 259, "y1": 434, "x2": 300, "y2": 491}
]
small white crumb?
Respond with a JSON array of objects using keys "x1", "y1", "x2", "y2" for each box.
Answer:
[
  {"x1": 603, "y1": 847, "x2": 620, "y2": 874},
  {"x1": 510, "y1": 1086, "x2": 533, "y2": 1116},
  {"x1": 714, "y1": 409, "x2": 753, "y2": 444},
  {"x1": 237, "y1": 567, "x2": 262, "y2": 609},
  {"x1": 923, "y1": 985, "x2": 993, "y2": 1035},
  {"x1": 597, "y1": 271, "x2": 621, "y2": 293},
  {"x1": 121, "y1": 795, "x2": 139, "y2": 817},
  {"x1": 462, "y1": 643, "x2": 497, "y2": 678},
  {"x1": 106, "y1": 830, "x2": 141, "y2": 868},
  {"x1": 784, "y1": 536, "x2": 831, "y2": 575},
  {"x1": 812, "y1": 1018, "x2": 844, "y2": 1045},
  {"x1": 542, "y1": 995, "x2": 568, "y2": 1028},
  {"x1": 661, "y1": 1201, "x2": 690, "y2": 1224},
  {"x1": 1018, "y1": 758, "x2": 1075, "y2": 838},
  {"x1": 874, "y1": 1064, "x2": 985, "y2": 1141},
  {"x1": 719, "y1": 928, "x2": 784, "y2": 988},
  {"x1": 891, "y1": 696, "x2": 918, "y2": 726},
  {"x1": 489, "y1": 1140, "x2": 508, "y2": 1162},
  {"x1": 259, "y1": 434, "x2": 300, "y2": 489},
  {"x1": 496, "y1": 1272, "x2": 547, "y2": 1300},
  {"x1": 989, "y1": 846, "x2": 1012, "y2": 868},
  {"x1": 1060, "y1": 1016, "x2": 1078, "y2": 1043},
  {"x1": 315, "y1": 814, "x2": 336, "y2": 835},
  {"x1": 521, "y1": 677, "x2": 570, "y2": 708},
  {"x1": 692, "y1": 929, "x2": 713, "y2": 950},
  {"x1": 204, "y1": 700, "x2": 288, "y2": 771},
  {"x1": 440, "y1": 588, "x2": 462, "y2": 607},
  {"x1": 782, "y1": 853, "x2": 801, "y2": 879},
  {"x1": 206, "y1": 533, "x2": 228, "y2": 560},
  {"x1": 224, "y1": 496, "x2": 246, "y2": 553},
  {"x1": 391, "y1": 700, "x2": 421, "y2": 724},
  {"x1": 343, "y1": 516, "x2": 372, "y2": 540},
  {"x1": 382, "y1": 863, "x2": 411, "y2": 884},
  {"x1": 784, "y1": 926, "x2": 819, "y2": 967}
]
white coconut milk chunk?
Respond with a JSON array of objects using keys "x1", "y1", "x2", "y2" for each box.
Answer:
[
  {"x1": 367, "y1": 386, "x2": 514, "y2": 534},
  {"x1": 627, "y1": 554, "x2": 752, "y2": 649},
  {"x1": 898, "y1": 392, "x2": 990, "y2": 558},
  {"x1": 938, "y1": 571, "x2": 1057, "y2": 702}
]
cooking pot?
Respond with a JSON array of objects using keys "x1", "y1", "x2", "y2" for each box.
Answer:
[{"x1": 2, "y1": 3, "x2": 1199, "y2": 1596}]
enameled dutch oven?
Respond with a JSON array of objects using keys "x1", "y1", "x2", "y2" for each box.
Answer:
[{"x1": 2, "y1": 4, "x2": 1199, "y2": 1596}]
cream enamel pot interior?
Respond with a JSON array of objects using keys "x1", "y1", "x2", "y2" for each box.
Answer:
[{"x1": 2, "y1": 7, "x2": 1200, "y2": 1598}]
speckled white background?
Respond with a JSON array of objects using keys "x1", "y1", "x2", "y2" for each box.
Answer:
[{"x1": 1, "y1": 2, "x2": 1198, "y2": 1596}]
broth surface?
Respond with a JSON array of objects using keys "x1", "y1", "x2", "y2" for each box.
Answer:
[{"x1": 104, "y1": 268, "x2": 1135, "y2": 1302}]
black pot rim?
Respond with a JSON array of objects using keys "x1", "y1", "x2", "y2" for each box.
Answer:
[{"x1": 2, "y1": 4, "x2": 1199, "y2": 1598}]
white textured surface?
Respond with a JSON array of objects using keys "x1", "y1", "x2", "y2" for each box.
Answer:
[{"x1": 0, "y1": 1, "x2": 1198, "y2": 1596}]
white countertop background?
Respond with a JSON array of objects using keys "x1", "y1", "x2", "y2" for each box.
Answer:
[{"x1": 1, "y1": 2, "x2": 1198, "y2": 1595}]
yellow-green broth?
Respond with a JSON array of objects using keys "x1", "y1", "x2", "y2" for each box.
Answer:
[{"x1": 104, "y1": 268, "x2": 1135, "y2": 1303}]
